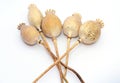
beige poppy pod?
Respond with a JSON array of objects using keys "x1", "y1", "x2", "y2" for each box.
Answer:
[
  {"x1": 28, "y1": 4, "x2": 43, "y2": 30},
  {"x1": 79, "y1": 19, "x2": 104, "y2": 44},
  {"x1": 18, "y1": 23, "x2": 40, "y2": 45},
  {"x1": 63, "y1": 13, "x2": 82, "y2": 38},
  {"x1": 41, "y1": 9, "x2": 62, "y2": 38}
]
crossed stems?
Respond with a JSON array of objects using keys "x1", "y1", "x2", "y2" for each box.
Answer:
[
  {"x1": 39, "y1": 31, "x2": 67, "y2": 83},
  {"x1": 33, "y1": 30, "x2": 84, "y2": 83}
]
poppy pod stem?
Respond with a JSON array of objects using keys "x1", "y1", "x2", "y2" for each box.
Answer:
[
  {"x1": 38, "y1": 31, "x2": 66, "y2": 83},
  {"x1": 52, "y1": 37, "x2": 64, "y2": 83},
  {"x1": 64, "y1": 37, "x2": 71, "y2": 76},
  {"x1": 33, "y1": 39, "x2": 81, "y2": 83},
  {"x1": 36, "y1": 39, "x2": 84, "y2": 83},
  {"x1": 52, "y1": 37, "x2": 59, "y2": 57},
  {"x1": 36, "y1": 39, "x2": 68, "y2": 83}
]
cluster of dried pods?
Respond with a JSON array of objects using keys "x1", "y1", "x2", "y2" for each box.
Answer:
[{"x1": 18, "y1": 4, "x2": 104, "y2": 83}]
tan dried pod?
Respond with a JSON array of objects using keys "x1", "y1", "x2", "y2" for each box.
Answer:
[
  {"x1": 79, "y1": 19, "x2": 104, "y2": 44},
  {"x1": 42, "y1": 9, "x2": 62, "y2": 58},
  {"x1": 18, "y1": 23, "x2": 40, "y2": 45},
  {"x1": 63, "y1": 13, "x2": 82, "y2": 76},
  {"x1": 63, "y1": 13, "x2": 82, "y2": 38},
  {"x1": 28, "y1": 4, "x2": 43, "y2": 30},
  {"x1": 41, "y1": 9, "x2": 64, "y2": 82},
  {"x1": 42, "y1": 9, "x2": 62, "y2": 38},
  {"x1": 42, "y1": 9, "x2": 63, "y2": 58}
]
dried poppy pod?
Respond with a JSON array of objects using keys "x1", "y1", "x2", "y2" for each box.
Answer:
[
  {"x1": 63, "y1": 13, "x2": 82, "y2": 76},
  {"x1": 18, "y1": 23, "x2": 40, "y2": 45},
  {"x1": 79, "y1": 19, "x2": 104, "y2": 44},
  {"x1": 28, "y1": 4, "x2": 43, "y2": 30},
  {"x1": 42, "y1": 9, "x2": 62, "y2": 38},
  {"x1": 41, "y1": 9, "x2": 62, "y2": 57},
  {"x1": 63, "y1": 13, "x2": 82, "y2": 38},
  {"x1": 41, "y1": 9, "x2": 63, "y2": 82}
]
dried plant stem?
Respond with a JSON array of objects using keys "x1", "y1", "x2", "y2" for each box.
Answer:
[
  {"x1": 38, "y1": 31, "x2": 65, "y2": 83},
  {"x1": 33, "y1": 39, "x2": 82, "y2": 83},
  {"x1": 61, "y1": 62, "x2": 84, "y2": 83},
  {"x1": 36, "y1": 39, "x2": 84, "y2": 83},
  {"x1": 64, "y1": 37, "x2": 71, "y2": 76},
  {"x1": 58, "y1": 64, "x2": 64, "y2": 83},
  {"x1": 40, "y1": 41, "x2": 68, "y2": 83},
  {"x1": 52, "y1": 37, "x2": 64, "y2": 83},
  {"x1": 52, "y1": 38, "x2": 59, "y2": 57}
]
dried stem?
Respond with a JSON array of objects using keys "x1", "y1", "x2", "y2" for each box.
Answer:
[
  {"x1": 34, "y1": 40, "x2": 84, "y2": 83},
  {"x1": 61, "y1": 62, "x2": 85, "y2": 83},
  {"x1": 52, "y1": 37, "x2": 59, "y2": 57},
  {"x1": 58, "y1": 64, "x2": 64, "y2": 83},
  {"x1": 40, "y1": 41, "x2": 68, "y2": 83},
  {"x1": 38, "y1": 31, "x2": 65, "y2": 83},
  {"x1": 36, "y1": 39, "x2": 84, "y2": 83},
  {"x1": 33, "y1": 39, "x2": 82, "y2": 83},
  {"x1": 64, "y1": 37, "x2": 71, "y2": 76},
  {"x1": 52, "y1": 37, "x2": 64, "y2": 83}
]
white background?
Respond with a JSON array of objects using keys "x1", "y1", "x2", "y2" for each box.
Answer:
[{"x1": 0, "y1": 0, "x2": 120, "y2": 83}]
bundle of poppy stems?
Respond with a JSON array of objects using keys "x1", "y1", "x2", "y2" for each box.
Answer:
[{"x1": 17, "y1": 4, "x2": 104, "y2": 83}]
